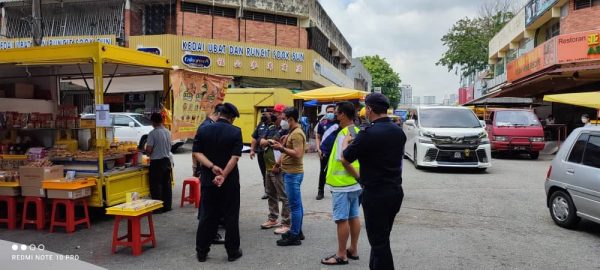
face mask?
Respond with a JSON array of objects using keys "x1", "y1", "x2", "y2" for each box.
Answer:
[
  {"x1": 261, "y1": 115, "x2": 268, "y2": 123},
  {"x1": 325, "y1": 113, "x2": 335, "y2": 121},
  {"x1": 280, "y1": 120, "x2": 290, "y2": 130}
]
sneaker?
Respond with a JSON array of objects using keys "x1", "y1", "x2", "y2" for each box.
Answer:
[
  {"x1": 227, "y1": 249, "x2": 243, "y2": 262},
  {"x1": 316, "y1": 190, "x2": 324, "y2": 200},
  {"x1": 276, "y1": 234, "x2": 301, "y2": 246},
  {"x1": 260, "y1": 219, "x2": 281, "y2": 229},
  {"x1": 212, "y1": 233, "x2": 225, "y2": 244},
  {"x1": 274, "y1": 225, "x2": 290, "y2": 235},
  {"x1": 282, "y1": 230, "x2": 305, "y2": 240}
]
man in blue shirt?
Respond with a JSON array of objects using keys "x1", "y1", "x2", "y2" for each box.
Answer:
[{"x1": 316, "y1": 105, "x2": 339, "y2": 200}]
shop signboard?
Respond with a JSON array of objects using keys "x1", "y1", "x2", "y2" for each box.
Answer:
[
  {"x1": 556, "y1": 30, "x2": 600, "y2": 64},
  {"x1": 169, "y1": 69, "x2": 230, "y2": 141},
  {"x1": 0, "y1": 35, "x2": 115, "y2": 50},
  {"x1": 130, "y1": 35, "x2": 312, "y2": 82},
  {"x1": 525, "y1": 0, "x2": 559, "y2": 26},
  {"x1": 507, "y1": 38, "x2": 557, "y2": 82}
]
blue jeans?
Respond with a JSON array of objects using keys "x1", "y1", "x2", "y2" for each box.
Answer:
[{"x1": 283, "y1": 173, "x2": 304, "y2": 236}]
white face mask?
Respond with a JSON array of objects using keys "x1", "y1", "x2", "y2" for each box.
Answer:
[{"x1": 280, "y1": 120, "x2": 290, "y2": 130}]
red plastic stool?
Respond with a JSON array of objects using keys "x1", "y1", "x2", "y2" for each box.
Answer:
[
  {"x1": 111, "y1": 212, "x2": 156, "y2": 256},
  {"x1": 0, "y1": 196, "x2": 18, "y2": 229},
  {"x1": 180, "y1": 177, "x2": 201, "y2": 208},
  {"x1": 21, "y1": 196, "x2": 46, "y2": 230},
  {"x1": 49, "y1": 198, "x2": 91, "y2": 233}
]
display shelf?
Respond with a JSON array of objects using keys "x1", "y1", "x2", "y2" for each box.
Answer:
[{"x1": 106, "y1": 200, "x2": 163, "y2": 216}]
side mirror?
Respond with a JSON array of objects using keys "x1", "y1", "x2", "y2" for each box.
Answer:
[
  {"x1": 480, "y1": 120, "x2": 487, "y2": 128},
  {"x1": 129, "y1": 122, "x2": 136, "y2": 128},
  {"x1": 405, "y1": 119, "x2": 415, "y2": 127}
]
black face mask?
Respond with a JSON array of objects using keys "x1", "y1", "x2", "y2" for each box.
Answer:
[{"x1": 261, "y1": 115, "x2": 268, "y2": 123}]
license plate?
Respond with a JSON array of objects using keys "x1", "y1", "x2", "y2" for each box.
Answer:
[
  {"x1": 513, "y1": 146, "x2": 527, "y2": 150},
  {"x1": 454, "y1": 152, "x2": 462, "y2": 159}
]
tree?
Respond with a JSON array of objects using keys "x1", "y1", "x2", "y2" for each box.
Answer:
[
  {"x1": 437, "y1": 0, "x2": 516, "y2": 77},
  {"x1": 360, "y1": 55, "x2": 401, "y2": 109}
]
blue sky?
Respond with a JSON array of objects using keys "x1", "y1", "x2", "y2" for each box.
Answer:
[{"x1": 319, "y1": 0, "x2": 484, "y2": 102}]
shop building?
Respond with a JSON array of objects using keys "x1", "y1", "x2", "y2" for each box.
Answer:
[
  {"x1": 470, "y1": 0, "x2": 600, "y2": 131},
  {"x1": 0, "y1": 0, "x2": 363, "y2": 112}
]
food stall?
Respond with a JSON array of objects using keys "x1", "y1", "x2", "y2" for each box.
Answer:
[{"x1": 0, "y1": 43, "x2": 173, "y2": 207}]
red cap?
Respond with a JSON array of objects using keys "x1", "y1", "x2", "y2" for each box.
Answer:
[{"x1": 273, "y1": 104, "x2": 286, "y2": 113}]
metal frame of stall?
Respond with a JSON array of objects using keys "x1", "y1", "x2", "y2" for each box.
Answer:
[{"x1": 0, "y1": 42, "x2": 172, "y2": 207}]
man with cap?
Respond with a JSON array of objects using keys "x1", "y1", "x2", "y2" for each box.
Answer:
[
  {"x1": 193, "y1": 102, "x2": 244, "y2": 262},
  {"x1": 192, "y1": 104, "x2": 226, "y2": 245},
  {"x1": 341, "y1": 93, "x2": 406, "y2": 270},
  {"x1": 251, "y1": 108, "x2": 273, "y2": 200}
]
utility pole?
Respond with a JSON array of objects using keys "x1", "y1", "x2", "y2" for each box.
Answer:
[{"x1": 31, "y1": 0, "x2": 43, "y2": 46}]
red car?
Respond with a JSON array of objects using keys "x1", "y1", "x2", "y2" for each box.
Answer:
[{"x1": 486, "y1": 109, "x2": 545, "y2": 159}]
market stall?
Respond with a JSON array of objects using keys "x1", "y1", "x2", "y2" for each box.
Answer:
[{"x1": 0, "y1": 43, "x2": 172, "y2": 208}]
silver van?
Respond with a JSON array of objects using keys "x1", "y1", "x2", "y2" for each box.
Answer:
[{"x1": 545, "y1": 126, "x2": 600, "y2": 228}]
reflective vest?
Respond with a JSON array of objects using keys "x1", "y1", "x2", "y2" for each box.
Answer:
[{"x1": 326, "y1": 126, "x2": 360, "y2": 187}]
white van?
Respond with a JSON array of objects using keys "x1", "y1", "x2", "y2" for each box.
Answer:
[
  {"x1": 403, "y1": 106, "x2": 492, "y2": 170},
  {"x1": 82, "y1": 113, "x2": 186, "y2": 152}
]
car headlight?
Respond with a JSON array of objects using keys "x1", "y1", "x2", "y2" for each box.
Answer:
[
  {"x1": 478, "y1": 132, "x2": 488, "y2": 139},
  {"x1": 494, "y1": 136, "x2": 508, "y2": 142},
  {"x1": 419, "y1": 130, "x2": 435, "y2": 138},
  {"x1": 418, "y1": 136, "x2": 433, "y2": 143},
  {"x1": 530, "y1": 137, "x2": 545, "y2": 142}
]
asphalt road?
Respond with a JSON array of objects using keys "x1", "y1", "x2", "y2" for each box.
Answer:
[{"x1": 2, "y1": 145, "x2": 600, "y2": 270}]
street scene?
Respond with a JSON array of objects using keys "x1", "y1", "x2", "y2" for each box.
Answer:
[{"x1": 0, "y1": 0, "x2": 600, "y2": 270}]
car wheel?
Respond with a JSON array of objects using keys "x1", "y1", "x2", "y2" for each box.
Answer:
[
  {"x1": 138, "y1": 135, "x2": 148, "y2": 151},
  {"x1": 413, "y1": 147, "x2": 422, "y2": 169},
  {"x1": 549, "y1": 190, "x2": 580, "y2": 229},
  {"x1": 530, "y1": 152, "x2": 540, "y2": 160}
]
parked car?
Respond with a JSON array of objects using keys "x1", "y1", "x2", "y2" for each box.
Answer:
[
  {"x1": 545, "y1": 126, "x2": 600, "y2": 228},
  {"x1": 486, "y1": 109, "x2": 545, "y2": 159},
  {"x1": 403, "y1": 106, "x2": 491, "y2": 170},
  {"x1": 81, "y1": 113, "x2": 185, "y2": 152}
]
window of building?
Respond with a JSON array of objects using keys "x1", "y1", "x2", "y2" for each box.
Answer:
[
  {"x1": 545, "y1": 22, "x2": 560, "y2": 40},
  {"x1": 574, "y1": 0, "x2": 592, "y2": 10},
  {"x1": 243, "y1": 11, "x2": 298, "y2": 26},
  {"x1": 181, "y1": 2, "x2": 237, "y2": 18},
  {"x1": 568, "y1": 133, "x2": 589, "y2": 163},
  {"x1": 144, "y1": 4, "x2": 176, "y2": 35},
  {"x1": 582, "y1": 136, "x2": 600, "y2": 169}
]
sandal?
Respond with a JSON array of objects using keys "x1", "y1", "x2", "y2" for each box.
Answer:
[
  {"x1": 347, "y1": 249, "x2": 359, "y2": 260},
  {"x1": 321, "y1": 254, "x2": 349, "y2": 265}
]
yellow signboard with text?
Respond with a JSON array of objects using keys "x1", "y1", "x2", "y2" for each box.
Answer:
[
  {"x1": 130, "y1": 35, "x2": 312, "y2": 82},
  {"x1": 0, "y1": 35, "x2": 115, "y2": 50}
]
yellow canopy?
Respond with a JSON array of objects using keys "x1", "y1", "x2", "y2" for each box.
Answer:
[
  {"x1": 293, "y1": 85, "x2": 368, "y2": 101},
  {"x1": 543, "y1": 92, "x2": 600, "y2": 109}
]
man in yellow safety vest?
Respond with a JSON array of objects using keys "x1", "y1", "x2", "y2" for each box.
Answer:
[{"x1": 321, "y1": 101, "x2": 361, "y2": 266}]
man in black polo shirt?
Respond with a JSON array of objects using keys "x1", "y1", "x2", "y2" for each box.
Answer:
[
  {"x1": 193, "y1": 103, "x2": 243, "y2": 263},
  {"x1": 250, "y1": 108, "x2": 273, "y2": 200},
  {"x1": 342, "y1": 93, "x2": 406, "y2": 270}
]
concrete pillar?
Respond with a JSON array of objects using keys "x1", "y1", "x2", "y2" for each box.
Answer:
[{"x1": 123, "y1": 0, "x2": 131, "y2": 46}]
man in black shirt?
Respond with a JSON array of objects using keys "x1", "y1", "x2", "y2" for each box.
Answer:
[
  {"x1": 342, "y1": 93, "x2": 406, "y2": 270},
  {"x1": 193, "y1": 103, "x2": 243, "y2": 263},
  {"x1": 250, "y1": 108, "x2": 272, "y2": 200}
]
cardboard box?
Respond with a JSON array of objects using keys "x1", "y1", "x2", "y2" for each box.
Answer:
[
  {"x1": 19, "y1": 165, "x2": 64, "y2": 187},
  {"x1": 0, "y1": 186, "x2": 20, "y2": 196},
  {"x1": 47, "y1": 187, "x2": 91, "y2": 199},
  {"x1": 21, "y1": 187, "x2": 46, "y2": 197},
  {"x1": 2, "y1": 83, "x2": 35, "y2": 99}
]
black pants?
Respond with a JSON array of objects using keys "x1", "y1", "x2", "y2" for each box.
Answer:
[
  {"x1": 317, "y1": 152, "x2": 331, "y2": 192},
  {"x1": 196, "y1": 183, "x2": 240, "y2": 256},
  {"x1": 149, "y1": 158, "x2": 173, "y2": 210},
  {"x1": 362, "y1": 187, "x2": 404, "y2": 270},
  {"x1": 257, "y1": 151, "x2": 266, "y2": 192}
]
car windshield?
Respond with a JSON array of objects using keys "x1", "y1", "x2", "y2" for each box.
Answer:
[
  {"x1": 419, "y1": 108, "x2": 481, "y2": 128},
  {"x1": 130, "y1": 115, "x2": 153, "y2": 126},
  {"x1": 495, "y1": 111, "x2": 540, "y2": 127}
]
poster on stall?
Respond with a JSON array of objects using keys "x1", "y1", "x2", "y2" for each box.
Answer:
[
  {"x1": 95, "y1": 104, "x2": 111, "y2": 127},
  {"x1": 170, "y1": 69, "x2": 231, "y2": 141}
]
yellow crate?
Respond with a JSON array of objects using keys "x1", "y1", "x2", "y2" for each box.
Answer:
[
  {"x1": 42, "y1": 178, "x2": 96, "y2": 190},
  {"x1": 0, "y1": 181, "x2": 19, "y2": 187},
  {"x1": 105, "y1": 200, "x2": 163, "y2": 216}
]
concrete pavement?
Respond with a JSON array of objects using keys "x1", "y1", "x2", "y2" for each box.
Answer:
[{"x1": 1, "y1": 144, "x2": 600, "y2": 269}]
